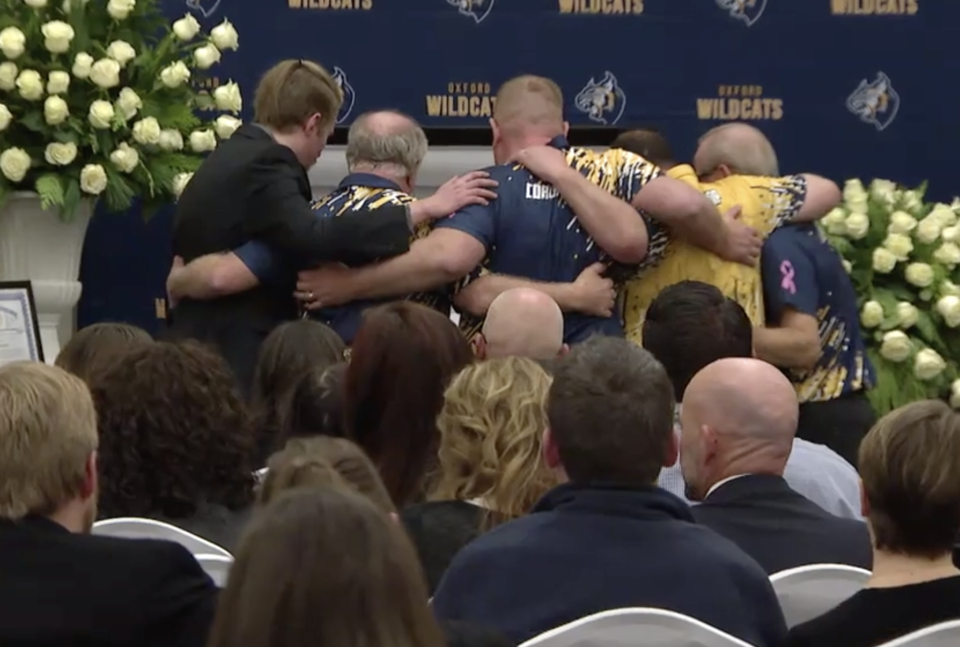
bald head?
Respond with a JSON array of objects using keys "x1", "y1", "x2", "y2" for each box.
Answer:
[
  {"x1": 693, "y1": 122, "x2": 779, "y2": 178},
  {"x1": 481, "y1": 288, "x2": 564, "y2": 360},
  {"x1": 346, "y1": 110, "x2": 427, "y2": 178},
  {"x1": 493, "y1": 75, "x2": 565, "y2": 135}
]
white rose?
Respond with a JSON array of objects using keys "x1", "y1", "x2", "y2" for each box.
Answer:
[
  {"x1": 106, "y1": 0, "x2": 135, "y2": 20},
  {"x1": 131, "y1": 116, "x2": 161, "y2": 145},
  {"x1": 905, "y1": 262, "x2": 935, "y2": 288},
  {"x1": 106, "y1": 40, "x2": 136, "y2": 67},
  {"x1": 847, "y1": 195, "x2": 869, "y2": 215},
  {"x1": 869, "y1": 179, "x2": 897, "y2": 206},
  {"x1": 0, "y1": 62, "x2": 16, "y2": 90},
  {"x1": 71, "y1": 52, "x2": 93, "y2": 78},
  {"x1": 193, "y1": 44, "x2": 221, "y2": 70},
  {"x1": 43, "y1": 95, "x2": 69, "y2": 125},
  {"x1": 914, "y1": 348, "x2": 946, "y2": 381},
  {"x1": 882, "y1": 233, "x2": 913, "y2": 261},
  {"x1": 40, "y1": 21, "x2": 75, "y2": 54},
  {"x1": 188, "y1": 129, "x2": 217, "y2": 152},
  {"x1": 950, "y1": 379, "x2": 960, "y2": 409},
  {"x1": 46, "y1": 70, "x2": 70, "y2": 95},
  {"x1": 915, "y1": 215, "x2": 943, "y2": 244},
  {"x1": 79, "y1": 163, "x2": 107, "y2": 194},
  {"x1": 929, "y1": 203, "x2": 958, "y2": 227},
  {"x1": 860, "y1": 300, "x2": 884, "y2": 329},
  {"x1": 158, "y1": 129, "x2": 184, "y2": 151},
  {"x1": 25, "y1": 0, "x2": 48, "y2": 7},
  {"x1": 844, "y1": 213, "x2": 869, "y2": 240},
  {"x1": 900, "y1": 190, "x2": 923, "y2": 214},
  {"x1": 941, "y1": 280, "x2": 960, "y2": 298},
  {"x1": 108, "y1": 142, "x2": 139, "y2": 173},
  {"x1": 171, "y1": 172, "x2": 193, "y2": 198},
  {"x1": 953, "y1": 197, "x2": 960, "y2": 214},
  {"x1": 942, "y1": 225, "x2": 960, "y2": 244},
  {"x1": 213, "y1": 81, "x2": 242, "y2": 113},
  {"x1": 872, "y1": 247, "x2": 898, "y2": 274},
  {"x1": 114, "y1": 86, "x2": 141, "y2": 120},
  {"x1": 841, "y1": 259, "x2": 853, "y2": 274},
  {"x1": 172, "y1": 14, "x2": 201, "y2": 41},
  {"x1": 15, "y1": 70, "x2": 43, "y2": 101},
  {"x1": 43, "y1": 141, "x2": 77, "y2": 166},
  {"x1": 934, "y1": 242, "x2": 960, "y2": 268},
  {"x1": 0, "y1": 148, "x2": 31, "y2": 183},
  {"x1": 822, "y1": 207, "x2": 847, "y2": 236},
  {"x1": 210, "y1": 19, "x2": 239, "y2": 51},
  {"x1": 896, "y1": 302, "x2": 919, "y2": 329},
  {"x1": 158, "y1": 61, "x2": 190, "y2": 88},
  {"x1": 0, "y1": 104, "x2": 11, "y2": 131},
  {"x1": 0, "y1": 27, "x2": 26, "y2": 60},
  {"x1": 843, "y1": 179, "x2": 866, "y2": 202},
  {"x1": 879, "y1": 331, "x2": 912, "y2": 363},
  {"x1": 89, "y1": 58, "x2": 120, "y2": 88},
  {"x1": 936, "y1": 295, "x2": 960, "y2": 328},
  {"x1": 214, "y1": 115, "x2": 241, "y2": 139},
  {"x1": 88, "y1": 99, "x2": 115, "y2": 129},
  {"x1": 887, "y1": 210, "x2": 917, "y2": 235}
]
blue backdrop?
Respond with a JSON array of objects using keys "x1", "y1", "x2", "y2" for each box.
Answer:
[{"x1": 78, "y1": 0, "x2": 955, "y2": 334}]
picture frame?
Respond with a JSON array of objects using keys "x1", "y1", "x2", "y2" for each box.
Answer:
[{"x1": 0, "y1": 281, "x2": 44, "y2": 365}]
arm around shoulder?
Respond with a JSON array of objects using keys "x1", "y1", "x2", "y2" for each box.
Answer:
[{"x1": 794, "y1": 174, "x2": 841, "y2": 222}]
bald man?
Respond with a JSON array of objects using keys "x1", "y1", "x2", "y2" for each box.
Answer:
[
  {"x1": 473, "y1": 288, "x2": 567, "y2": 360},
  {"x1": 680, "y1": 358, "x2": 872, "y2": 574}
]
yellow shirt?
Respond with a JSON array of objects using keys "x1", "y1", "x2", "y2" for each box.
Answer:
[{"x1": 623, "y1": 164, "x2": 807, "y2": 345}]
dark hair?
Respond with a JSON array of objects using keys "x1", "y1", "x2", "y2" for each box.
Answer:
[
  {"x1": 55, "y1": 323, "x2": 153, "y2": 384},
  {"x1": 547, "y1": 336, "x2": 674, "y2": 485},
  {"x1": 207, "y1": 487, "x2": 444, "y2": 647},
  {"x1": 642, "y1": 281, "x2": 753, "y2": 401},
  {"x1": 284, "y1": 362, "x2": 347, "y2": 444},
  {"x1": 345, "y1": 302, "x2": 473, "y2": 505},
  {"x1": 91, "y1": 340, "x2": 256, "y2": 518},
  {"x1": 251, "y1": 320, "x2": 346, "y2": 458},
  {"x1": 610, "y1": 128, "x2": 675, "y2": 168}
]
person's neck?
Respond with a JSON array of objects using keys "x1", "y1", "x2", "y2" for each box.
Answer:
[
  {"x1": 867, "y1": 549, "x2": 960, "y2": 589},
  {"x1": 348, "y1": 165, "x2": 410, "y2": 193},
  {"x1": 47, "y1": 500, "x2": 89, "y2": 534},
  {"x1": 495, "y1": 133, "x2": 559, "y2": 165},
  {"x1": 266, "y1": 127, "x2": 309, "y2": 168}
]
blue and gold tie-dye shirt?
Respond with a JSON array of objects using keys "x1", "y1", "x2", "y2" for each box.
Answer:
[
  {"x1": 234, "y1": 172, "x2": 448, "y2": 343},
  {"x1": 761, "y1": 223, "x2": 875, "y2": 402}
]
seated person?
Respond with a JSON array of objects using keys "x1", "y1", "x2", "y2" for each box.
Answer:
[{"x1": 471, "y1": 288, "x2": 571, "y2": 360}]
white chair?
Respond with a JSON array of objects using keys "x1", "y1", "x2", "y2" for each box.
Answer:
[
  {"x1": 518, "y1": 608, "x2": 753, "y2": 647},
  {"x1": 92, "y1": 517, "x2": 232, "y2": 558},
  {"x1": 769, "y1": 563, "x2": 871, "y2": 628},
  {"x1": 877, "y1": 620, "x2": 960, "y2": 646},
  {"x1": 194, "y1": 553, "x2": 233, "y2": 588}
]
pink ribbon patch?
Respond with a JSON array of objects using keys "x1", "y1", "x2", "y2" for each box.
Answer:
[{"x1": 780, "y1": 260, "x2": 797, "y2": 295}]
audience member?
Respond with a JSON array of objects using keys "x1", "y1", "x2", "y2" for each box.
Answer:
[
  {"x1": 345, "y1": 302, "x2": 473, "y2": 505},
  {"x1": 643, "y1": 281, "x2": 863, "y2": 518},
  {"x1": 431, "y1": 337, "x2": 786, "y2": 646},
  {"x1": 681, "y1": 357, "x2": 872, "y2": 573},
  {"x1": 785, "y1": 400, "x2": 960, "y2": 647},
  {"x1": 283, "y1": 362, "x2": 347, "y2": 442},
  {"x1": 0, "y1": 362, "x2": 217, "y2": 647},
  {"x1": 403, "y1": 358, "x2": 559, "y2": 592},
  {"x1": 470, "y1": 288, "x2": 568, "y2": 359},
  {"x1": 91, "y1": 341, "x2": 256, "y2": 551},
  {"x1": 55, "y1": 322, "x2": 152, "y2": 383}
]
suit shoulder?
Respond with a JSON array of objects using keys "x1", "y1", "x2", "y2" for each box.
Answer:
[{"x1": 82, "y1": 534, "x2": 204, "y2": 573}]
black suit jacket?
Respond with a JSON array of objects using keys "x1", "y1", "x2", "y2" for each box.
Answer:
[
  {"x1": 691, "y1": 474, "x2": 873, "y2": 574},
  {"x1": 170, "y1": 124, "x2": 412, "y2": 391},
  {"x1": 0, "y1": 516, "x2": 218, "y2": 647}
]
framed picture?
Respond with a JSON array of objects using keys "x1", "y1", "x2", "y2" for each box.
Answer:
[{"x1": 0, "y1": 281, "x2": 43, "y2": 365}]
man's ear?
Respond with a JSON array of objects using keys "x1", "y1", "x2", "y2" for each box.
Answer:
[
  {"x1": 470, "y1": 333, "x2": 486, "y2": 359},
  {"x1": 489, "y1": 118, "x2": 501, "y2": 145},
  {"x1": 716, "y1": 163, "x2": 734, "y2": 179},
  {"x1": 81, "y1": 451, "x2": 98, "y2": 501},
  {"x1": 663, "y1": 427, "x2": 679, "y2": 468},
  {"x1": 542, "y1": 428, "x2": 562, "y2": 470},
  {"x1": 562, "y1": 121, "x2": 570, "y2": 137},
  {"x1": 557, "y1": 343, "x2": 569, "y2": 357}
]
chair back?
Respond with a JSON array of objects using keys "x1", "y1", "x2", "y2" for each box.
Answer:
[
  {"x1": 92, "y1": 517, "x2": 231, "y2": 558},
  {"x1": 877, "y1": 620, "x2": 960, "y2": 646},
  {"x1": 518, "y1": 608, "x2": 754, "y2": 647},
  {"x1": 195, "y1": 553, "x2": 234, "y2": 588},
  {"x1": 769, "y1": 563, "x2": 871, "y2": 628}
]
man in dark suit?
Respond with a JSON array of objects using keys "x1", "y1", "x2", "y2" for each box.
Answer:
[
  {"x1": 680, "y1": 357, "x2": 873, "y2": 574},
  {"x1": 0, "y1": 362, "x2": 218, "y2": 647},
  {"x1": 170, "y1": 60, "x2": 494, "y2": 391}
]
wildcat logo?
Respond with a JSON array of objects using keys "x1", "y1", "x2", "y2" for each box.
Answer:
[
  {"x1": 846, "y1": 72, "x2": 899, "y2": 131},
  {"x1": 716, "y1": 0, "x2": 767, "y2": 26},
  {"x1": 446, "y1": 0, "x2": 494, "y2": 23},
  {"x1": 185, "y1": 0, "x2": 221, "y2": 18},
  {"x1": 333, "y1": 66, "x2": 356, "y2": 124},
  {"x1": 575, "y1": 71, "x2": 626, "y2": 125}
]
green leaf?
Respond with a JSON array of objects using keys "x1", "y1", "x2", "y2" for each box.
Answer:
[
  {"x1": 193, "y1": 92, "x2": 217, "y2": 111},
  {"x1": 101, "y1": 166, "x2": 136, "y2": 213},
  {"x1": 61, "y1": 177, "x2": 82, "y2": 223},
  {"x1": 157, "y1": 101, "x2": 200, "y2": 132},
  {"x1": 95, "y1": 130, "x2": 115, "y2": 156},
  {"x1": 34, "y1": 174, "x2": 65, "y2": 210},
  {"x1": 19, "y1": 112, "x2": 47, "y2": 133},
  {"x1": 52, "y1": 130, "x2": 80, "y2": 144}
]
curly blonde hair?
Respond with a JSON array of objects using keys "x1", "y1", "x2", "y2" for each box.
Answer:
[{"x1": 429, "y1": 357, "x2": 559, "y2": 529}]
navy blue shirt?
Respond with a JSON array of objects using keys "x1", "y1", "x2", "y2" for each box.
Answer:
[
  {"x1": 234, "y1": 173, "x2": 448, "y2": 343},
  {"x1": 762, "y1": 224, "x2": 876, "y2": 402},
  {"x1": 436, "y1": 136, "x2": 662, "y2": 344}
]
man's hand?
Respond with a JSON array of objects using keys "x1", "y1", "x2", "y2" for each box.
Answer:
[
  {"x1": 294, "y1": 263, "x2": 353, "y2": 310},
  {"x1": 719, "y1": 205, "x2": 762, "y2": 266},
  {"x1": 166, "y1": 256, "x2": 185, "y2": 307},
  {"x1": 410, "y1": 171, "x2": 498, "y2": 225},
  {"x1": 572, "y1": 262, "x2": 616, "y2": 317},
  {"x1": 511, "y1": 146, "x2": 571, "y2": 184}
]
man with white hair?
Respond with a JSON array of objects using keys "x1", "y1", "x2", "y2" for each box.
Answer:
[{"x1": 472, "y1": 288, "x2": 567, "y2": 360}]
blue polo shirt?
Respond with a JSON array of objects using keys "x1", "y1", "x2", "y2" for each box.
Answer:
[
  {"x1": 436, "y1": 136, "x2": 663, "y2": 343},
  {"x1": 761, "y1": 223, "x2": 875, "y2": 403},
  {"x1": 234, "y1": 172, "x2": 448, "y2": 343}
]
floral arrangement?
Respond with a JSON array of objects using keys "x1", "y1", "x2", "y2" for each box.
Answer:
[
  {"x1": 821, "y1": 178, "x2": 960, "y2": 415},
  {"x1": 0, "y1": 0, "x2": 243, "y2": 221}
]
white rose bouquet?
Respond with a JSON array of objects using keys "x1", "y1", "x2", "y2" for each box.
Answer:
[
  {"x1": 0, "y1": 2, "x2": 242, "y2": 220},
  {"x1": 823, "y1": 179, "x2": 960, "y2": 414}
]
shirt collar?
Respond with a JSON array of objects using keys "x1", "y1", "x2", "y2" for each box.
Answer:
[
  {"x1": 705, "y1": 474, "x2": 752, "y2": 499},
  {"x1": 337, "y1": 172, "x2": 404, "y2": 192},
  {"x1": 547, "y1": 135, "x2": 570, "y2": 150}
]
